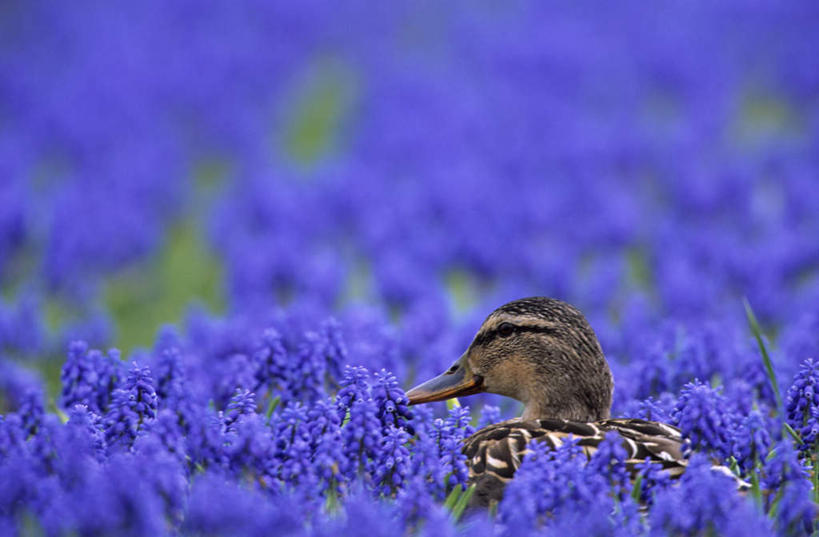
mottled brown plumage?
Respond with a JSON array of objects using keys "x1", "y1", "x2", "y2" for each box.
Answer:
[
  {"x1": 406, "y1": 297, "x2": 698, "y2": 507},
  {"x1": 463, "y1": 417, "x2": 687, "y2": 507}
]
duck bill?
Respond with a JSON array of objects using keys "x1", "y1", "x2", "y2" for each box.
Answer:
[{"x1": 406, "y1": 354, "x2": 484, "y2": 405}]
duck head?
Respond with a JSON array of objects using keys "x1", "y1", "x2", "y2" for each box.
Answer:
[{"x1": 406, "y1": 297, "x2": 613, "y2": 421}]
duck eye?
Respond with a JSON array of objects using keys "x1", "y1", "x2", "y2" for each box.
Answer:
[{"x1": 498, "y1": 323, "x2": 516, "y2": 337}]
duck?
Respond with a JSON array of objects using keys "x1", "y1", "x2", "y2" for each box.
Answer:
[{"x1": 406, "y1": 296, "x2": 689, "y2": 508}]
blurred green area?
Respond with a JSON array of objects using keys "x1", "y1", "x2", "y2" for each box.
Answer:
[
  {"x1": 102, "y1": 220, "x2": 226, "y2": 354},
  {"x1": 282, "y1": 57, "x2": 357, "y2": 169}
]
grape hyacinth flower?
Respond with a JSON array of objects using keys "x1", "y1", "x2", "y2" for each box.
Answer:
[
  {"x1": 224, "y1": 389, "x2": 257, "y2": 429},
  {"x1": 0, "y1": 361, "x2": 44, "y2": 416},
  {"x1": 16, "y1": 388, "x2": 44, "y2": 436},
  {"x1": 731, "y1": 410, "x2": 774, "y2": 474},
  {"x1": 372, "y1": 425, "x2": 410, "y2": 496},
  {"x1": 785, "y1": 358, "x2": 819, "y2": 455},
  {"x1": 499, "y1": 438, "x2": 613, "y2": 532},
  {"x1": 181, "y1": 473, "x2": 305, "y2": 537},
  {"x1": 671, "y1": 380, "x2": 737, "y2": 459},
  {"x1": 409, "y1": 406, "x2": 474, "y2": 496},
  {"x1": 370, "y1": 369, "x2": 412, "y2": 431},
  {"x1": 223, "y1": 413, "x2": 274, "y2": 481},
  {"x1": 340, "y1": 388, "x2": 382, "y2": 483},
  {"x1": 305, "y1": 398, "x2": 347, "y2": 495},
  {"x1": 60, "y1": 342, "x2": 124, "y2": 413},
  {"x1": 476, "y1": 405, "x2": 501, "y2": 429},
  {"x1": 152, "y1": 346, "x2": 187, "y2": 409},
  {"x1": 104, "y1": 363, "x2": 158, "y2": 450},
  {"x1": 65, "y1": 404, "x2": 106, "y2": 461},
  {"x1": 635, "y1": 393, "x2": 676, "y2": 423},
  {"x1": 587, "y1": 432, "x2": 631, "y2": 497},
  {"x1": 252, "y1": 327, "x2": 289, "y2": 395},
  {"x1": 184, "y1": 405, "x2": 228, "y2": 471},
  {"x1": 135, "y1": 408, "x2": 185, "y2": 464},
  {"x1": 649, "y1": 454, "x2": 770, "y2": 537},
  {"x1": 632, "y1": 457, "x2": 673, "y2": 505},
  {"x1": 773, "y1": 479, "x2": 816, "y2": 537},
  {"x1": 761, "y1": 439, "x2": 811, "y2": 495},
  {"x1": 270, "y1": 402, "x2": 315, "y2": 486},
  {"x1": 336, "y1": 365, "x2": 371, "y2": 414},
  {"x1": 318, "y1": 317, "x2": 347, "y2": 385}
]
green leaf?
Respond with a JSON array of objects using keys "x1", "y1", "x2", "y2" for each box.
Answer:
[
  {"x1": 782, "y1": 422, "x2": 804, "y2": 445},
  {"x1": 743, "y1": 298, "x2": 783, "y2": 414},
  {"x1": 443, "y1": 485, "x2": 463, "y2": 511},
  {"x1": 451, "y1": 484, "x2": 476, "y2": 522},
  {"x1": 324, "y1": 484, "x2": 339, "y2": 514},
  {"x1": 265, "y1": 395, "x2": 281, "y2": 422},
  {"x1": 743, "y1": 300, "x2": 805, "y2": 445},
  {"x1": 54, "y1": 405, "x2": 68, "y2": 424},
  {"x1": 630, "y1": 473, "x2": 644, "y2": 502},
  {"x1": 750, "y1": 469, "x2": 762, "y2": 507}
]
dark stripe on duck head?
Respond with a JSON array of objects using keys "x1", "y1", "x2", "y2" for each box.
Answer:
[{"x1": 473, "y1": 324, "x2": 557, "y2": 347}]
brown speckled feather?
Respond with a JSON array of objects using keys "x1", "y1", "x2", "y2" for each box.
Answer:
[{"x1": 464, "y1": 417, "x2": 688, "y2": 506}]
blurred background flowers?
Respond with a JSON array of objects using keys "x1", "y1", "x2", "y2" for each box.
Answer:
[{"x1": 1, "y1": 1, "x2": 818, "y2": 535}]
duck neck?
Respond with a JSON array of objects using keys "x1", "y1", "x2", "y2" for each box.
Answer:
[{"x1": 520, "y1": 397, "x2": 610, "y2": 422}]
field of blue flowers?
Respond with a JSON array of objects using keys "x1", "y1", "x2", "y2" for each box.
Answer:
[{"x1": 1, "y1": 1, "x2": 818, "y2": 536}]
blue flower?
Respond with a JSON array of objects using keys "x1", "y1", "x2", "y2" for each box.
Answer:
[
  {"x1": 0, "y1": 414, "x2": 26, "y2": 459},
  {"x1": 64, "y1": 404, "x2": 106, "y2": 461},
  {"x1": 184, "y1": 406, "x2": 228, "y2": 471},
  {"x1": 433, "y1": 407, "x2": 475, "y2": 490},
  {"x1": 634, "y1": 393, "x2": 677, "y2": 423},
  {"x1": 730, "y1": 410, "x2": 773, "y2": 474},
  {"x1": 476, "y1": 405, "x2": 501, "y2": 429},
  {"x1": 785, "y1": 358, "x2": 819, "y2": 454},
  {"x1": 16, "y1": 387, "x2": 44, "y2": 436},
  {"x1": 0, "y1": 361, "x2": 43, "y2": 417},
  {"x1": 181, "y1": 473, "x2": 305, "y2": 537},
  {"x1": 671, "y1": 380, "x2": 737, "y2": 459},
  {"x1": 60, "y1": 341, "x2": 124, "y2": 413},
  {"x1": 134, "y1": 408, "x2": 185, "y2": 464},
  {"x1": 370, "y1": 369, "x2": 412, "y2": 432},
  {"x1": 151, "y1": 346, "x2": 187, "y2": 409},
  {"x1": 499, "y1": 438, "x2": 608, "y2": 532},
  {"x1": 317, "y1": 317, "x2": 347, "y2": 384},
  {"x1": 270, "y1": 402, "x2": 315, "y2": 485},
  {"x1": 587, "y1": 432, "x2": 631, "y2": 496},
  {"x1": 224, "y1": 389, "x2": 257, "y2": 428},
  {"x1": 649, "y1": 454, "x2": 769, "y2": 537},
  {"x1": 341, "y1": 392, "x2": 381, "y2": 482},
  {"x1": 632, "y1": 457, "x2": 673, "y2": 505},
  {"x1": 371, "y1": 425, "x2": 410, "y2": 496},
  {"x1": 223, "y1": 413, "x2": 274, "y2": 480},
  {"x1": 306, "y1": 398, "x2": 348, "y2": 492},
  {"x1": 103, "y1": 363, "x2": 157, "y2": 450},
  {"x1": 252, "y1": 327, "x2": 289, "y2": 394},
  {"x1": 773, "y1": 479, "x2": 816, "y2": 537},
  {"x1": 760, "y1": 439, "x2": 810, "y2": 494},
  {"x1": 336, "y1": 365, "x2": 371, "y2": 414}
]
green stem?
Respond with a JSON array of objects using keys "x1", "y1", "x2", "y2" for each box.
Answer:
[{"x1": 743, "y1": 298, "x2": 783, "y2": 414}]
